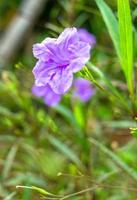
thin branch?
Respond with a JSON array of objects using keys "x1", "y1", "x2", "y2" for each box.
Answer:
[
  {"x1": 0, "y1": 0, "x2": 47, "y2": 68},
  {"x1": 60, "y1": 186, "x2": 98, "y2": 200}
]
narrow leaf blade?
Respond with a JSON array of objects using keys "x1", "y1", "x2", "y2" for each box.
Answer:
[
  {"x1": 118, "y1": 0, "x2": 134, "y2": 95},
  {"x1": 95, "y1": 0, "x2": 120, "y2": 59},
  {"x1": 48, "y1": 135, "x2": 83, "y2": 167},
  {"x1": 89, "y1": 137, "x2": 137, "y2": 181}
]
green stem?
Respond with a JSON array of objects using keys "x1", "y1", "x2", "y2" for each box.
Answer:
[{"x1": 81, "y1": 65, "x2": 130, "y2": 112}]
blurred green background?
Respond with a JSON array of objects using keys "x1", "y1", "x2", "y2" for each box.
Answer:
[{"x1": 0, "y1": 0, "x2": 137, "y2": 199}]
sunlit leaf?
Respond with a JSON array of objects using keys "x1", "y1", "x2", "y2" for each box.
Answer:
[
  {"x1": 118, "y1": 0, "x2": 134, "y2": 95},
  {"x1": 95, "y1": 0, "x2": 120, "y2": 59}
]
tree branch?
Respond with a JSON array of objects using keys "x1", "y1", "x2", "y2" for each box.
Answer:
[{"x1": 0, "y1": 0, "x2": 48, "y2": 68}]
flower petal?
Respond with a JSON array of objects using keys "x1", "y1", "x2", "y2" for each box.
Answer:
[
  {"x1": 76, "y1": 42, "x2": 91, "y2": 62},
  {"x1": 68, "y1": 42, "x2": 91, "y2": 72},
  {"x1": 77, "y1": 28, "x2": 96, "y2": 48},
  {"x1": 43, "y1": 86, "x2": 61, "y2": 106},
  {"x1": 69, "y1": 41, "x2": 91, "y2": 60},
  {"x1": 32, "y1": 60, "x2": 56, "y2": 86},
  {"x1": 57, "y1": 27, "x2": 78, "y2": 48},
  {"x1": 49, "y1": 68, "x2": 73, "y2": 94},
  {"x1": 32, "y1": 84, "x2": 47, "y2": 97},
  {"x1": 74, "y1": 78, "x2": 95, "y2": 102},
  {"x1": 33, "y1": 38, "x2": 56, "y2": 62},
  {"x1": 32, "y1": 84, "x2": 61, "y2": 106},
  {"x1": 69, "y1": 58, "x2": 85, "y2": 73}
]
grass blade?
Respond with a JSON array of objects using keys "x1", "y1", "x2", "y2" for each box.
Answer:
[
  {"x1": 87, "y1": 62, "x2": 130, "y2": 111},
  {"x1": 2, "y1": 144, "x2": 18, "y2": 180},
  {"x1": 53, "y1": 104, "x2": 82, "y2": 136},
  {"x1": 118, "y1": 0, "x2": 134, "y2": 95},
  {"x1": 89, "y1": 137, "x2": 137, "y2": 182},
  {"x1": 95, "y1": 0, "x2": 120, "y2": 59},
  {"x1": 48, "y1": 135, "x2": 83, "y2": 168},
  {"x1": 4, "y1": 192, "x2": 17, "y2": 200}
]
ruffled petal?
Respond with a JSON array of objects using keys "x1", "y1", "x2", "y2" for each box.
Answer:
[
  {"x1": 57, "y1": 27, "x2": 78, "y2": 47},
  {"x1": 68, "y1": 41, "x2": 90, "y2": 72},
  {"x1": 49, "y1": 67, "x2": 73, "y2": 94},
  {"x1": 33, "y1": 38, "x2": 56, "y2": 62},
  {"x1": 32, "y1": 60, "x2": 56, "y2": 86},
  {"x1": 41, "y1": 39, "x2": 66, "y2": 64},
  {"x1": 69, "y1": 58, "x2": 85, "y2": 73},
  {"x1": 76, "y1": 42, "x2": 91, "y2": 62},
  {"x1": 69, "y1": 41, "x2": 91, "y2": 61}
]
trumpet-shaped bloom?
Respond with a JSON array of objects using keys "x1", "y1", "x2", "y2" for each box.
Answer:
[
  {"x1": 32, "y1": 27, "x2": 91, "y2": 94},
  {"x1": 73, "y1": 78, "x2": 95, "y2": 102},
  {"x1": 77, "y1": 28, "x2": 96, "y2": 48},
  {"x1": 32, "y1": 84, "x2": 61, "y2": 106}
]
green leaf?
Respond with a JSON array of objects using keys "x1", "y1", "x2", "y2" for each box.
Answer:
[
  {"x1": 87, "y1": 62, "x2": 130, "y2": 111},
  {"x1": 53, "y1": 105, "x2": 76, "y2": 125},
  {"x1": 118, "y1": 0, "x2": 134, "y2": 95},
  {"x1": 48, "y1": 135, "x2": 83, "y2": 168},
  {"x1": 4, "y1": 192, "x2": 17, "y2": 200},
  {"x1": 89, "y1": 137, "x2": 137, "y2": 181},
  {"x1": 2, "y1": 144, "x2": 18, "y2": 180},
  {"x1": 53, "y1": 104, "x2": 82, "y2": 135},
  {"x1": 95, "y1": 0, "x2": 120, "y2": 59},
  {"x1": 16, "y1": 185, "x2": 61, "y2": 197},
  {"x1": 130, "y1": 127, "x2": 137, "y2": 138},
  {"x1": 73, "y1": 102, "x2": 85, "y2": 129}
]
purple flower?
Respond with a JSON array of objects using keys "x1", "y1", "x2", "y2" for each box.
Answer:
[
  {"x1": 32, "y1": 84, "x2": 61, "y2": 106},
  {"x1": 73, "y1": 78, "x2": 95, "y2": 102},
  {"x1": 32, "y1": 27, "x2": 91, "y2": 95},
  {"x1": 77, "y1": 28, "x2": 96, "y2": 48}
]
